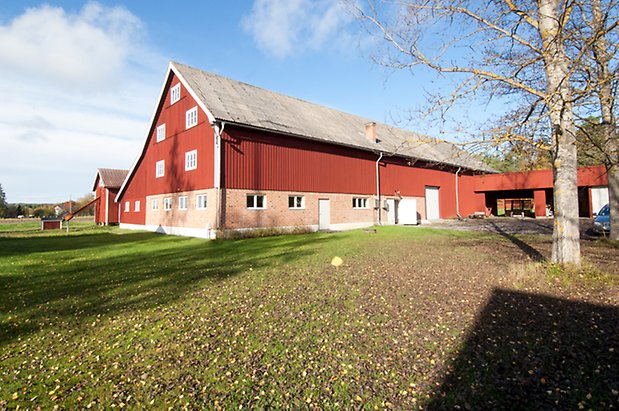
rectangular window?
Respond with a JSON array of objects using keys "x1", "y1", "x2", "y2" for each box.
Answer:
[
  {"x1": 170, "y1": 83, "x2": 180, "y2": 105},
  {"x1": 164, "y1": 197, "x2": 172, "y2": 211},
  {"x1": 134, "y1": 200, "x2": 140, "y2": 212},
  {"x1": 186, "y1": 106, "x2": 198, "y2": 129},
  {"x1": 246, "y1": 194, "x2": 266, "y2": 209},
  {"x1": 156, "y1": 160, "x2": 165, "y2": 178},
  {"x1": 124, "y1": 201, "x2": 130, "y2": 212},
  {"x1": 179, "y1": 196, "x2": 188, "y2": 210},
  {"x1": 185, "y1": 149, "x2": 197, "y2": 171},
  {"x1": 196, "y1": 194, "x2": 207, "y2": 209},
  {"x1": 156, "y1": 124, "x2": 166, "y2": 142},
  {"x1": 352, "y1": 197, "x2": 369, "y2": 209},
  {"x1": 151, "y1": 198, "x2": 159, "y2": 211},
  {"x1": 288, "y1": 195, "x2": 304, "y2": 209}
]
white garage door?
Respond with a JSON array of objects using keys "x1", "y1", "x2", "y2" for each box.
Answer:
[
  {"x1": 591, "y1": 186, "x2": 609, "y2": 215},
  {"x1": 425, "y1": 186, "x2": 440, "y2": 220}
]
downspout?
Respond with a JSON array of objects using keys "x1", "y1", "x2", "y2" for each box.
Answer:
[
  {"x1": 213, "y1": 121, "x2": 226, "y2": 235},
  {"x1": 376, "y1": 152, "x2": 384, "y2": 225},
  {"x1": 455, "y1": 167, "x2": 462, "y2": 219}
]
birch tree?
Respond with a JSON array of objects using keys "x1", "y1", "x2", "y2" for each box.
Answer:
[{"x1": 357, "y1": 0, "x2": 582, "y2": 264}]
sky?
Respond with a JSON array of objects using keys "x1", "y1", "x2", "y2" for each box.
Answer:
[{"x1": 0, "y1": 1, "x2": 492, "y2": 204}]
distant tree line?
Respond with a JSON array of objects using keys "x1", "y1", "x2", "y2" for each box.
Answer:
[{"x1": 0, "y1": 183, "x2": 95, "y2": 218}]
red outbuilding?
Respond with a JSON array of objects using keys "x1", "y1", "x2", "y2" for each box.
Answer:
[
  {"x1": 93, "y1": 168, "x2": 129, "y2": 225},
  {"x1": 472, "y1": 165, "x2": 609, "y2": 218}
]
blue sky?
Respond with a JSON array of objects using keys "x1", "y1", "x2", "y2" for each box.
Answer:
[{"x1": 0, "y1": 1, "x2": 487, "y2": 203}]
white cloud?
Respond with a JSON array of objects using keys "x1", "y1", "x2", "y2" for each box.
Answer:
[
  {"x1": 0, "y1": 2, "x2": 144, "y2": 89},
  {"x1": 242, "y1": 0, "x2": 356, "y2": 58},
  {"x1": 0, "y1": 3, "x2": 165, "y2": 203}
]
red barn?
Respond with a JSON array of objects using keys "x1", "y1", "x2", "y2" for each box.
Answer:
[
  {"x1": 115, "y1": 62, "x2": 493, "y2": 238},
  {"x1": 93, "y1": 168, "x2": 129, "y2": 225}
]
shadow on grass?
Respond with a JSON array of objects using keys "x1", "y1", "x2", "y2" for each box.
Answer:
[
  {"x1": 428, "y1": 288, "x2": 619, "y2": 409},
  {"x1": 0, "y1": 231, "x2": 334, "y2": 345},
  {"x1": 487, "y1": 221, "x2": 546, "y2": 262}
]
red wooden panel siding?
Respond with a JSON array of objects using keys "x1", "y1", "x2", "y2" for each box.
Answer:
[
  {"x1": 223, "y1": 127, "x2": 377, "y2": 194},
  {"x1": 119, "y1": 72, "x2": 216, "y2": 225}
]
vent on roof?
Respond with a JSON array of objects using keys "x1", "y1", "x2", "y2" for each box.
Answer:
[{"x1": 365, "y1": 122, "x2": 377, "y2": 143}]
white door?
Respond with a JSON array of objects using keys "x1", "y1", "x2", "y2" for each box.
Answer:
[
  {"x1": 386, "y1": 199, "x2": 396, "y2": 224},
  {"x1": 425, "y1": 186, "x2": 440, "y2": 220},
  {"x1": 398, "y1": 199, "x2": 417, "y2": 225},
  {"x1": 591, "y1": 186, "x2": 609, "y2": 215},
  {"x1": 318, "y1": 199, "x2": 330, "y2": 230}
]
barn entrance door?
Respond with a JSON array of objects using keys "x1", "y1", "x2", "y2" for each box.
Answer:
[
  {"x1": 386, "y1": 199, "x2": 397, "y2": 224},
  {"x1": 318, "y1": 199, "x2": 330, "y2": 230},
  {"x1": 425, "y1": 186, "x2": 440, "y2": 220},
  {"x1": 591, "y1": 186, "x2": 609, "y2": 215}
]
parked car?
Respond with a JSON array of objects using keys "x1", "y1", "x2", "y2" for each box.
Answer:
[{"x1": 593, "y1": 203, "x2": 610, "y2": 234}]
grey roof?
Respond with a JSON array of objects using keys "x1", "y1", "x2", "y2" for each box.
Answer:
[
  {"x1": 93, "y1": 168, "x2": 129, "y2": 191},
  {"x1": 173, "y1": 62, "x2": 493, "y2": 172}
]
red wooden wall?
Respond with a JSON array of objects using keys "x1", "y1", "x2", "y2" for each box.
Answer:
[
  {"x1": 223, "y1": 126, "x2": 481, "y2": 218},
  {"x1": 120, "y1": 72, "x2": 216, "y2": 225},
  {"x1": 474, "y1": 165, "x2": 608, "y2": 192}
]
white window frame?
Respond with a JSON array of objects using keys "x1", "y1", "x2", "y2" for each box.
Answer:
[
  {"x1": 156, "y1": 124, "x2": 166, "y2": 143},
  {"x1": 124, "y1": 201, "x2": 130, "y2": 212},
  {"x1": 134, "y1": 200, "x2": 140, "y2": 212},
  {"x1": 352, "y1": 197, "x2": 369, "y2": 209},
  {"x1": 163, "y1": 197, "x2": 172, "y2": 211},
  {"x1": 170, "y1": 83, "x2": 180, "y2": 105},
  {"x1": 151, "y1": 198, "x2": 159, "y2": 211},
  {"x1": 288, "y1": 195, "x2": 305, "y2": 209},
  {"x1": 196, "y1": 194, "x2": 207, "y2": 209},
  {"x1": 185, "y1": 149, "x2": 197, "y2": 171},
  {"x1": 156, "y1": 160, "x2": 165, "y2": 178},
  {"x1": 186, "y1": 106, "x2": 198, "y2": 129},
  {"x1": 246, "y1": 194, "x2": 266, "y2": 210},
  {"x1": 179, "y1": 196, "x2": 188, "y2": 210}
]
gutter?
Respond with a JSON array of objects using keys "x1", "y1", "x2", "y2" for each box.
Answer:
[
  {"x1": 455, "y1": 167, "x2": 462, "y2": 219},
  {"x1": 376, "y1": 152, "x2": 384, "y2": 225},
  {"x1": 213, "y1": 121, "x2": 226, "y2": 235}
]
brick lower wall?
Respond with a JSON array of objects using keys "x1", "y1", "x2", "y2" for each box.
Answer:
[
  {"x1": 141, "y1": 187, "x2": 426, "y2": 235},
  {"x1": 223, "y1": 189, "x2": 424, "y2": 230},
  {"x1": 145, "y1": 188, "x2": 217, "y2": 230}
]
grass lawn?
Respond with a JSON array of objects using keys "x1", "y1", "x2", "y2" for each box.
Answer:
[{"x1": 1, "y1": 225, "x2": 618, "y2": 409}]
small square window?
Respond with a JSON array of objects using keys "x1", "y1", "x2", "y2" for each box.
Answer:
[
  {"x1": 134, "y1": 200, "x2": 140, "y2": 212},
  {"x1": 196, "y1": 194, "x2": 207, "y2": 209},
  {"x1": 179, "y1": 196, "x2": 188, "y2": 210},
  {"x1": 156, "y1": 160, "x2": 165, "y2": 178},
  {"x1": 124, "y1": 201, "x2": 130, "y2": 212},
  {"x1": 186, "y1": 106, "x2": 198, "y2": 129},
  {"x1": 246, "y1": 194, "x2": 266, "y2": 209},
  {"x1": 288, "y1": 195, "x2": 304, "y2": 209},
  {"x1": 152, "y1": 198, "x2": 159, "y2": 211},
  {"x1": 170, "y1": 83, "x2": 180, "y2": 105},
  {"x1": 164, "y1": 197, "x2": 172, "y2": 211},
  {"x1": 185, "y1": 149, "x2": 197, "y2": 171},
  {"x1": 352, "y1": 197, "x2": 368, "y2": 209},
  {"x1": 156, "y1": 124, "x2": 166, "y2": 143}
]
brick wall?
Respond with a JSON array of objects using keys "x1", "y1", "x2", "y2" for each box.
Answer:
[
  {"x1": 145, "y1": 188, "x2": 217, "y2": 229},
  {"x1": 222, "y1": 189, "x2": 425, "y2": 230}
]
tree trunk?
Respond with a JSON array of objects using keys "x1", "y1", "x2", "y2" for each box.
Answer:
[
  {"x1": 590, "y1": 0, "x2": 618, "y2": 240},
  {"x1": 607, "y1": 153, "x2": 619, "y2": 241},
  {"x1": 539, "y1": 0, "x2": 581, "y2": 265}
]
